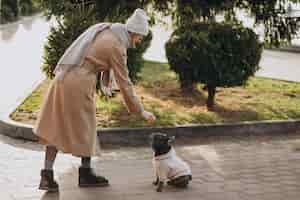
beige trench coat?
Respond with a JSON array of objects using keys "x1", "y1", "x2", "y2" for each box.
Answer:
[{"x1": 33, "y1": 29, "x2": 144, "y2": 157}]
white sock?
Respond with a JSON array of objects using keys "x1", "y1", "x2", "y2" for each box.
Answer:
[{"x1": 44, "y1": 160, "x2": 54, "y2": 170}]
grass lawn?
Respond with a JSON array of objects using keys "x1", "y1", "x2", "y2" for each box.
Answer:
[{"x1": 10, "y1": 61, "x2": 300, "y2": 128}]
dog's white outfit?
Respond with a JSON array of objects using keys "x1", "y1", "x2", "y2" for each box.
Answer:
[{"x1": 153, "y1": 148, "x2": 192, "y2": 182}]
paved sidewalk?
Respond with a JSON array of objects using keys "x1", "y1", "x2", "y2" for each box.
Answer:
[{"x1": 1, "y1": 132, "x2": 300, "y2": 200}]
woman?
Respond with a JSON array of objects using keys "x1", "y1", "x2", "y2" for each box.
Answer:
[{"x1": 34, "y1": 8, "x2": 156, "y2": 192}]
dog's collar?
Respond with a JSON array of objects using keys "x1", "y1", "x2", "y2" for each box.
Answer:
[{"x1": 154, "y1": 148, "x2": 175, "y2": 160}]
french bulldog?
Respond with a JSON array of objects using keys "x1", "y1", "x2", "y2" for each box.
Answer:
[{"x1": 150, "y1": 132, "x2": 192, "y2": 192}]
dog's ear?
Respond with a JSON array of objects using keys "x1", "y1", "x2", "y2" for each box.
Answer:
[{"x1": 168, "y1": 136, "x2": 175, "y2": 145}]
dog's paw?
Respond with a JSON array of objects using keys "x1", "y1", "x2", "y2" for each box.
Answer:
[{"x1": 156, "y1": 181, "x2": 163, "y2": 192}]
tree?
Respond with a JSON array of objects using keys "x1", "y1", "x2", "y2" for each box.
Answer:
[
  {"x1": 39, "y1": 0, "x2": 300, "y2": 101},
  {"x1": 19, "y1": 0, "x2": 39, "y2": 16},
  {"x1": 172, "y1": 0, "x2": 300, "y2": 46},
  {"x1": 166, "y1": 22, "x2": 262, "y2": 109},
  {"x1": 1, "y1": 0, "x2": 41, "y2": 24},
  {"x1": 42, "y1": 3, "x2": 97, "y2": 79},
  {"x1": 1, "y1": 0, "x2": 19, "y2": 23},
  {"x1": 165, "y1": 0, "x2": 299, "y2": 106},
  {"x1": 245, "y1": 0, "x2": 300, "y2": 47}
]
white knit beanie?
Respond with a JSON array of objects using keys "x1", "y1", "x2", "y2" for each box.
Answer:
[{"x1": 126, "y1": 8, "x2": 149, "y2": 36}]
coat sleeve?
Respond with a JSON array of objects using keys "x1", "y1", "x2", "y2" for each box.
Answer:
[{"x1": 109, "y1": 45, "x2": 144, "y2": 114}]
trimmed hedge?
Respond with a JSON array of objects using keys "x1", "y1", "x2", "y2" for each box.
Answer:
[{"x1": 166, "y1": 22, "x2": 263, "y2": 108}]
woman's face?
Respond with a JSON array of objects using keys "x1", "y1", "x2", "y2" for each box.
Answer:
[{"x1": 130, "y1": 33, "x2": 143, "y2": 46}]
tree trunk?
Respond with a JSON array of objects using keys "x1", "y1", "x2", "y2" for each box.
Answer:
[
  {"x1": 180, "y1": 70, "x2": 197, "y2": 95},
  {"x1": 206, "y1": 85, "x2": 216, "y2": 110},
  {"x1": 181, "y1": 80, "x2": 197, "y2": 95}
]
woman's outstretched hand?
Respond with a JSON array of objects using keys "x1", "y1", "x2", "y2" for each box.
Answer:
[{"x1": 142, "y1": 110, "x2": 156, "y2": 124}]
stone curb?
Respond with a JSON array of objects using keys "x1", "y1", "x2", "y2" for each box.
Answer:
[
  {"x1": 0, "y1": 118, "x2": 38, "y2": 141},
  {"x1": 1, "y1": 117, "x2": 300, "y2": 146},
  {"x1": 267, "y1": 45, "x2": 300, "y2": 53}
]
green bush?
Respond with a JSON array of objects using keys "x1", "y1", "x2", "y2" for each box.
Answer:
[
  {"x1": 165, "y1": 22, "x2": 263, "y2": 109},
  {"x1": 42, "y1": 5, "x2": 97, "y2": 79}
]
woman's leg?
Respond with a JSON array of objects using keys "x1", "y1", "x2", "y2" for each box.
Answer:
[
  {"x1": 39, "y1": 145, "x2": 59, "y2": 192},
  {"x1": 81, "y1": 156, "x2": 91, "y2": 168},
  {"x1": 78, "y1": 156, "x2": 109, "y2": 187},
  {"x1": 44, "y1": 145, "x2": 58, "y2": 170}
]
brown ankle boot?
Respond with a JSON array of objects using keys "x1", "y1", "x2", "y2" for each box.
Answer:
[
  {"x1": 39, "y1": 169, "x2": 59, "y2": 192},
  {"x1": 78, "y1": 167, "x2": 109, "y2": 187}
]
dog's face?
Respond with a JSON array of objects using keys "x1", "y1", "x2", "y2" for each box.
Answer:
[{"x1": 150, "y1": 133, "x2": 175, "y2": 156}]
